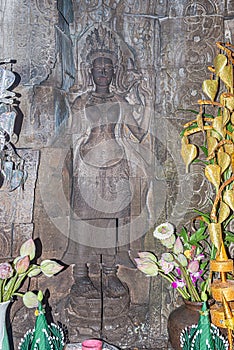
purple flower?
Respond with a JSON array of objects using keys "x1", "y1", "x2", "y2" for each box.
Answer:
[
  {"x1": 190, "y1": 270, "x2": 203, "y2": 284},
  {"x1": 194, "y1": 253, "x2": 205, "y2": 261},
  {"x1": 0, "y1": 263, "x2": 13, "y2": 279},
  {"x1": 172, "y1": 278, "x2": 186, "y2": 289}
]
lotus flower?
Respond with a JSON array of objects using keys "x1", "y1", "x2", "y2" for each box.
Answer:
[{"x1": 0, "y1": 263, "x2": 13, "y2": 279}]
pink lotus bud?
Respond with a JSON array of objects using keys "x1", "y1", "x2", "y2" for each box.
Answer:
[
  {"x1": 40, "y1": 260, "x2": 64, "y2": 277},
  {"x1": 173, "y1": 237, "x2": 183, "y2": 255},
  {"x1": 15, "y1": 255, "x2": 30, "y2": 274},
  {"x1": 177, "y1": 253, "x2": 188, "y2": 267},
  {"x1": 134, "y1": 258, "x2": 159, "y2": 276},
  {"x1": 0, "y1": 263, "x2": 13, "y2": 279},
  {"x1": 138, "y1": 252, "x2": 157, "y2": 262},
  {"x1": 20, "y1": 238, "x2": 36, "y2": 260},
  {"x1": 188, "y1": 260, "x2": 199, "y2": 273}
]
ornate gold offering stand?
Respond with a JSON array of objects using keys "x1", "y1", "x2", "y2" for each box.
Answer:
[{"x1": 210, "y1": 240, "x2": 234, "y2": 349}]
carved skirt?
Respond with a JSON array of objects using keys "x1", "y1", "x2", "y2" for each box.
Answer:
[{"x1": 72, "y1": 152, "x2": 131, "y2": 221}]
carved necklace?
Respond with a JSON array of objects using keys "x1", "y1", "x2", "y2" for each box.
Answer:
[{"x1": 89, "y1": 91, "x2": 115, "y2": 103}]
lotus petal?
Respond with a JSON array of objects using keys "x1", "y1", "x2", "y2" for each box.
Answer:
[{"x1": 20, "y1": 238, "x2": 36, "y2": 260}]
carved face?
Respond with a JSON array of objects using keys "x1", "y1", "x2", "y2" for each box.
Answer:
[{"x1": 91, "y1": 57, "x2": 114, "y2": 87}]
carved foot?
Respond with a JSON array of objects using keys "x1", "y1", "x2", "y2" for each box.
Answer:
[
  {"x1": 71, "y1": 276, "x2": 100, "y2": 298},
  {"x1": 103, "y1": 268, "x2": 128, "y2": 298}
]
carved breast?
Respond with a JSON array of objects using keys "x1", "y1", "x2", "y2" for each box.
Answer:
[{"x1": 80, "y1": 95, "x2": 124, "y2": 168}]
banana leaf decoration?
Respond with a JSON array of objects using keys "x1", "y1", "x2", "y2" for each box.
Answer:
[
  {"x1": 18, "y1": 295, "x2": 65, "y2": 350},
  {"x1": 180, "y1": 302, "x2": 229, "y2": 350}
]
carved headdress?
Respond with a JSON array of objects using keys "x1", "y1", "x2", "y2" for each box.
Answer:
[{"x1": 84, "y1": 26, "x2": 119, "y2": 66}]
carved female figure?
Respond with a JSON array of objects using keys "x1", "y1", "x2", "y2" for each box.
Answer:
[{"x1": 65, "y1": 26, "x2": 150, "y2": 298}]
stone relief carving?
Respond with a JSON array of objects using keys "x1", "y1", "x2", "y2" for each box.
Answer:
[
  {"x1": 59, "y1": 24, "x2": 156, "y2": 346},
  {"x1": 168, "y1": 0, "x2": 222, "y2": 17},
  {"x1": 1, "y1": 0, "x2": 57, "y2": 85}
]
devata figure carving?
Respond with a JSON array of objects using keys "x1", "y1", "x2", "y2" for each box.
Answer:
[{"x1": 65, "y1": 26, "x2": 150, "y2": 302}]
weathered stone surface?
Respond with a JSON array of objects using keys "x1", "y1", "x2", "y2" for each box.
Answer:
[
  {"x1": 0, "y1": 149, "x2": 39, "y2": 223},
  {"x1": 0, "y1": 1, "x2": 232, "y2": 349},
  {"x1": 1, "y1": 0, "x2": 57, "y2": 85},
  {"x1": 167, "y1": 0, "x2": 224, "y2": 17}
]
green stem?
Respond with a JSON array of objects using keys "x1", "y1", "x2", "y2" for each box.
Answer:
[
  {"x1": 3, "y1": 273, "x2": 18, "y2": 302},
  {"x1": 12, "y1": 292, "x2": 24, "y2": 298},
  {"x1": 158, "y1": 271, "x2": 190, "y2": 300},
  {"x1": 0, "y1": 279, "x2": 3, "y2": 302},
  {"x1": 180, "y1": 265, "x2": 201, "y2": 302}
]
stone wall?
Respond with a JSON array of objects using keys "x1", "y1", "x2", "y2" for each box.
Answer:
[{"x1": 1, "y1": 0, "x2": 233, "y2": 349}]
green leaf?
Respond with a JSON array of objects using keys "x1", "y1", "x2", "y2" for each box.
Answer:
[
  {"x1": 224, "y1": 231, "x2": 234, "y2": 243},
  {"x1": 180, "y1": 124, "x2": 198, "y2": 137},
  {"x1": 199, "y1": 145, "x2": 208, "y2": 157},
  {"x1": 178, "y1": 227, "x2": 188, "y2": 243}
]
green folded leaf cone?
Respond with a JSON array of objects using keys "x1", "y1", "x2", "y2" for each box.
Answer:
[
  {"x1": 180, "y1": 302, "x2": 229, "y2": 350},
  {"x1": 18, "y1": 298, "x2": 65, "y2": 350}
]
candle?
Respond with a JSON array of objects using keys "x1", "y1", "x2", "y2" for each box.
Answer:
[{"x1": 82, "y1": 339, "x2": 103, "y2": 350}]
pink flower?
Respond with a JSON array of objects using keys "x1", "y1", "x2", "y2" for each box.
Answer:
[
  {"x1": 159, "y1": 258, "x2": 174, "y2": 274},
  {"x1": 20, "y1": 238, "x2": 35, "y2": 260},
  {"x1": 135, "y1": 258, "x2": 159, "y2": 276},
  {"x1": 172, "y1": 278, "x2": 186, "y2": 289},
  {"x1": 0, "y1": 263, "x2": 13, "y2": 279},
  {"x1": 173, "y1": 237, "x2": 184, "y2": 255},
  {"x1": 187, "y1": 260, "x2": 199, "y2": 274},
  {"x1": 15, "y1": 256, "x2": 30, "y2": 274}
]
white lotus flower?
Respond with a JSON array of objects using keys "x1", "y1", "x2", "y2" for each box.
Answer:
[{"x1": 153, "y1": 222, "x2": 175, "y2": 240}]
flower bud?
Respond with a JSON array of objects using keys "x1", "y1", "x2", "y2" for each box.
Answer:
[
  {"x1": 40, "y1": 260, "x2": 64, "y2": 277},
  {"x1": 134, "y1": 258, "x2": 159, "y2": 276},
  {"x1": 15, "y1": 256, "x2": 30, "y2": 274},
  {"x1": 20, "y1": 238, "x2": 36, "y2": 260},
  {"x1": 0, "y1": 263, "x2": 13, "y2": 279}
]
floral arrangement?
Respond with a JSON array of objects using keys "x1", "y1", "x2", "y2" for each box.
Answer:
[
  {"x1": 135, "y1": 221, "x2": 213, "y2": 302},
  {"x1": 0, "y1": 238, "x2": 64, "y2": 306}
]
